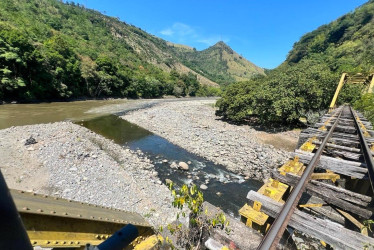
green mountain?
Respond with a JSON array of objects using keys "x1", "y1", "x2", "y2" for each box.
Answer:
[
  {"x1": 171, "y1": 41, "x2": 265, "y2": 85},
  {"x1": 0, "y1": 0, "x2": 262, "y2": 101},
  {"x1": 217, "y1": 0, "x2": 374, "y2": 124},
  {"x1": 286, "y1": 1, "x2": 374, "y2": 72}
]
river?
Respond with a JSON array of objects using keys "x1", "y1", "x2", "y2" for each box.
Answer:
[{"x1": 0, "y1": 98, "x2": 262, "y2": 217}]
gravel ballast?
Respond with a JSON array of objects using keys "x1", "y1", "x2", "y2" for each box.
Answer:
[
  {"x1": 123, "y1": 99, "x2": 295, "y2": 181},
  {"x1": 0, "y1": 122, "x2": 177, "y2": 227}
]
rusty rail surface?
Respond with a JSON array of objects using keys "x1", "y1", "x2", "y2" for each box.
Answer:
[
  {"x1": 350, "y1": 106, "x2": 374, "y2": 190},
  {"x1": 257, "y1": 107, "x2": 344, "y2": 250}
]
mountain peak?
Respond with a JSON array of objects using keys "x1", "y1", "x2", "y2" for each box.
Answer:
[
  {"x1": 212, "y1": 41, "x2": 230, "y2": 48},
  {"x1": 210, "y1": 41, "x2": 234, "y2": 54}
]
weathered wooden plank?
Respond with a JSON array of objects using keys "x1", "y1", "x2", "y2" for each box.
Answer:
[
  {"x1": 325, "y1": 149, "x2": 362, "y2": 161},
  {"x1": 272, "y1": 170, "x2": 371, "y2": 205},
  {"x1": 321, "y1": 117, "x2": 372, "y2": 127},
  {"x1": 300, "y1": 196, "x2": 346, "y2": 225},
  {"x1": 293, "y1": 150, "x2": 367, "y2": 178},
  {"x1": 300, "y1": 131, "x2": 359, "y2": 142},
  {"x1": 246, "y1": 191, "x2": 374, "y2": 250},
  {"x1": 329, "y1": 137, "x2": 361, "y2": 148},
  {"x1": 332, "y1": 132, "x2": 359, "y2": 139},
  {"x1": 270, "y1": 171, "x2": 372, "y2": 218},
  {"x1": 313, "y1": 124, "x2": 357, "y2": 133},
  {"x1": 313, "y1": 141, "x2": 361, "y2": 153}
]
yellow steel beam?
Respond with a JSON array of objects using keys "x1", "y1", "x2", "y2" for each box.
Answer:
[
  {"x1": 329, "y1": 73, "x2": 347, "y2": 110},
  {"x1": 368, "y1": 74, "x2": 374, "y2": 93},
  {"x1": 299, "y1": 203, "x2": 323, "y2": 208},
  {"x1": 134, "y1": 235, "x2": 163, "y2": 250},
  {"x1": 311, "y1": 172, "x2": 340, "y2": 183},
  {"x1": 11, "y1": 190, "x2": 153, "y2": 248},
  {"x1": 335, "y1": 208, "x2": 368, "y2": 236}
]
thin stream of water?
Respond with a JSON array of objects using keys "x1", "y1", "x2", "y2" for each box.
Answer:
[{"x1": 80, "y1": 115, "x2": 263, "y2": 217}]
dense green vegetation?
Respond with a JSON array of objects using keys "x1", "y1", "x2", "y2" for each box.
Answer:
[
  {"x1": 171, "y1": 41, "x2": 265, "y2": 85},
  {"x1": 0, "y1": 0, "x2": 228, "y2": 102},
  {"x1": 355, "y1": 93, "x2": 374, "y2": 124},
  {"x1": 217, "y1": 0, "x2": 374, "y2": 124}
]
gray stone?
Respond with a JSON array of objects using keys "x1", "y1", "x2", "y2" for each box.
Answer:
[
  {"x1": 170, "y1": 162, "x2": 178, "y2": 169},
  {"x1": 178, "y1": 161, "x2": 189, "y2": 170}
]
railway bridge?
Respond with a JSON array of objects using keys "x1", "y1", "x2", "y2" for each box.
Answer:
[{"x1": 0, "y1": 73, "x2": 373, "y2": 249}]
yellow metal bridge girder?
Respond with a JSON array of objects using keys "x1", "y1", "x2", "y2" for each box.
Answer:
[
  {"x1": 369, "y1": 74, "x2": 374, "y2": 93},
  {"x1": 12, "y1": 190, "x2": 153, "y2": 248},
  {"x1": 329, "y1": 73, "x2": 374, "y2": 110},
  {"x1": 329, "y1": 73, "x2": 347, "y2": 111}
]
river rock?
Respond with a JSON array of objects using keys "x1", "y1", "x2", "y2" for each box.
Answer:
[
  {"x1": 200, "y1": 184, "x2": 208, "y2": 190},
  {"x1": 165, "y1": 179, "x2": 173, "y2": 185},
  {"x1": 170, "y1": 162, "x2": 178, "y2": 169},
  {"x1": 178, "y1": 161, "x2": 189, "y2": 170},
  {"x1": 25, "y1": 136, "x2": 37, "y2": 145}
]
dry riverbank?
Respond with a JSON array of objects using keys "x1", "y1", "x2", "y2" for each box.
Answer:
[
  {"x1": 123, "y1": 99, "x2": 298, "y2": 181},
  {"x1": 0, "y1": 122, "x2": 177, "y2": 227}
]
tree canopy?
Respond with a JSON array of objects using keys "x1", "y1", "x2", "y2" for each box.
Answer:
[
  {"x1": 216, "y1": 0, "x2": 374, "y2": 125},
  {"x1": 0, "y1": 0, "x2": 221, "y2": 102}
]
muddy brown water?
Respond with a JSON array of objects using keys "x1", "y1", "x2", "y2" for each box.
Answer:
[{"x1": 0, "y1": 99, "x2": 131, "y2": 130}]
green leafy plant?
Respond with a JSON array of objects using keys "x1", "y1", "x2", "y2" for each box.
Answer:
[
  {"x1": 166, "y1": 182, "x2": 229, "y2": 249},
  {"x1": 355, "y1": 93, "x2": 374, "y2": 125}
]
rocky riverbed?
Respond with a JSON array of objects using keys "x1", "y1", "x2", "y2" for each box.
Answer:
[
  {"x1": 0, "y1": 122, "x2": 178, "y2": 227},
  {"x1": 123, "y1": 99, "x2": 298, "y2": 181}
]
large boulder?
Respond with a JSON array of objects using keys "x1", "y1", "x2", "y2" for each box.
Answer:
[{"x1": 178, "y1": 161, "x2": 189, "y2": 170}]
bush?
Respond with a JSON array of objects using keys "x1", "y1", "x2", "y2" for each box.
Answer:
[
  {"x1": 216, "y1": 58, "x2": 338, "y2": 124},
  {"x1": 354, "y1": 93, "x2": 374, "y2": 124},
  {"x1": 196, "y1": 85, "x2": 222, "y2": 97}
]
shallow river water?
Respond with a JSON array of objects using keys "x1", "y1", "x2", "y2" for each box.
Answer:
[
  {"x1": 81, "y1": 115, "x2": 262, "y2": 217},
  {"x1": 1, "y1": 98, "x2": 262, "y2": 217}
]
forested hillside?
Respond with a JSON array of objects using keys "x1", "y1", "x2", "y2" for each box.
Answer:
[
  {"x1": 171, "y1": 41, "x2": 265, "y2": 85},
  {"x1": 0, "y1": 0, "x2": 203, "y2": 101},
  {"x1": 217, "y1": 0, "x2": 374, "y2": 124},
  {"x1": 0, "y1": 0, "x2": 263, "y2": 102}
]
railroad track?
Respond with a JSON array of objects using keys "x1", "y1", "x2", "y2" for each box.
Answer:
[{"x1": 240, "y1": 105, "x2": 374, "y2": 249}]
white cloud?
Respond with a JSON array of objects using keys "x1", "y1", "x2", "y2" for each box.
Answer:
[
  {"x1": 159, "y1": 22, "x2": 229, "y2": 47},
  {"x1": 160, "y1": 28, "x2": 174, "y2": 36},
  {"x1": 160, "y1": 22, "x2": 196, "y2": 38}
]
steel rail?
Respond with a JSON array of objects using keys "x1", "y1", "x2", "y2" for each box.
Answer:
[
  {"x1": 350, "y1": 106, "x2": 374, "y2": 191},
  {"x1": 257, "y1": 107, "x2": 344, "y2": 250}
]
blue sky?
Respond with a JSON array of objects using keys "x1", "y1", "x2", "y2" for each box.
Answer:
[{"x1": 72, "y1": 0, "x2": 367, "y2": 69}]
